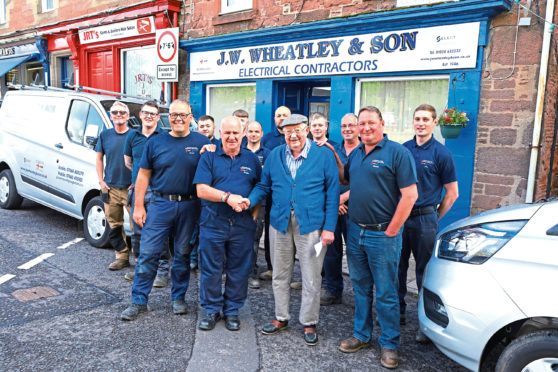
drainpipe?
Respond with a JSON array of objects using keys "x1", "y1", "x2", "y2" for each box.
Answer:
[{"x1": 526, "y1": 0, "x2": 556, "y2": 203}]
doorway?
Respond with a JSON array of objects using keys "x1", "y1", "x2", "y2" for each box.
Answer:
[{"x1": 276, "y1": 80, "x2": 331, "y2": 121}]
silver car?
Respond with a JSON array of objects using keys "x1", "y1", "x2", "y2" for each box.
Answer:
[{"x1": 418, "y1": 200, "x2": 558, "y2": 372}]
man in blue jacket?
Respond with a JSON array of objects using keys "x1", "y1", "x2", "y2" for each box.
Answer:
[{"x1": 243, "y1": 114, "x2": 339, "y2": 346}]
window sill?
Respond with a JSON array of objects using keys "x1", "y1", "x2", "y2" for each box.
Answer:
[{"x1": 212, "y1": 9, "x2": 258, "y2": 26}]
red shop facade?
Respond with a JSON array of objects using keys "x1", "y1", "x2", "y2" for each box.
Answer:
[{"x1": 38, "y1": 0, "x2": 181, "y2": 101}]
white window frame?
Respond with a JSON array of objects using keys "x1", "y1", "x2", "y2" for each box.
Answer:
[
  {"x1": 220, "y1": 0, "x2": 252, "y2": 14},
  {"x1": 41, "y1": 0, "x2": 55, "y2": 13},
  {"x1": 397, "y1": 0, "x2": 458, "y2": 6},
  {"x1": 205, "y1": 82, "x2": 256, "y2": 132},
  {"x1": 0, "y1": 0, "x2": 5, "y2": 24},
  {"x1": 120, "y1": 45, "x2": 163, "y2": 98}
]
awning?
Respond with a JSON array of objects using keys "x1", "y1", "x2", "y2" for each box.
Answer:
[{"x1": 0, "y1": 53, "x2": 39, "y2": 77}]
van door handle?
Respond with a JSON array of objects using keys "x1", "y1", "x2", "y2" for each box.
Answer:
[{"x1": 55, "y1": 143, "x2": 63, "y2": 149}]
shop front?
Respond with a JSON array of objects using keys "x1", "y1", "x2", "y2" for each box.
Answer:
[
  {"x1": 38, "y1": 0, "x2": 181, "y2": 101},
  {"x1": 180, "y1": 0, "x2": 512, "y2": 226},
  {"x1": 0, "y1": 38, "x2": 49, "y2": 98}
]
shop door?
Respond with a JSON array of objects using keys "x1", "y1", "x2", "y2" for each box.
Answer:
[
  {"x1": 87, "y1": 50, "x2": 114, "y2": 91},
  {"x1": 276, "y1": 81, "x2": 330, "y2": 120}
]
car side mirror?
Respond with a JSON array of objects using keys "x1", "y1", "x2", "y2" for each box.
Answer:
[{"x1": 546, "y1": 224, "x2": 558, "y2": 236}]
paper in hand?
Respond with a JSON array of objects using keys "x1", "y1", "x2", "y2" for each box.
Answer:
[{"x1": 314, "y1": 240, "x2": 323, "y2": 257}]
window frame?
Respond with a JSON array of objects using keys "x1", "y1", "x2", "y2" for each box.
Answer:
[
  {"x1": 41, "y1": 0, "x2": 55, "y2": 13},
  {"x1": 120, "y1": 44, "x2": 163, "y2": 99},
  {"x1": 220, "y1": 0, "x2": 252, "y2": 14},
  {"x1": 0, "y1": 0, "x2": 6, "y2": 24},
  {"x1": 65, "y1": 100, "x2": 104, "y2": 147},
  {"x1": 205, "y1": 82, "x2": 256, "y2": 133}
]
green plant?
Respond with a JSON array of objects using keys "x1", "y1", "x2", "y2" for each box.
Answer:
[{"x1": 438, "y1": 108, "x2": 469, "y2": 126}]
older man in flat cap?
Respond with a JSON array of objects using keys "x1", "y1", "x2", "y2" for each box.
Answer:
[{"x1": 242, "y1": 113, "x2": 339, "y2": 346}]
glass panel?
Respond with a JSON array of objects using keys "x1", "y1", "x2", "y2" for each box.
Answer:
[
  {"x1": 6, "y1": 67, "x2": 17, "y2": 86},
  {"x1": 42, "y1": 0, "x2": 54, "y2": 11},
  {"x1": 0, "y1": 0, "x2": 6, "y2": 23},
  {"x1": 25, "y1": 62, "x2": 44, "y2": 85},
  {"x1": 207, "y1": 84, "x2": 256, "y2": 133},
  {"x1": 221, "y1": 0, "x2": 251, "y2": 13},
  {"x1": 359, "y1": 78, "x2": 449, "y2": 144},
  {"x1": 122, "y1": 47, "x2": 162, "y2": 100},
  {"x1": 67, "y1": 101, "x2": 89, "y2": 144},
  {"x1": 85, "y1": 107, "x2": 104, "y2": 143}
]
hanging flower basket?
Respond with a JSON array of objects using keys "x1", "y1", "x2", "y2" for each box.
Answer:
[{"x1": 438, "y1": 108, "x2": 469, "y2": 139}]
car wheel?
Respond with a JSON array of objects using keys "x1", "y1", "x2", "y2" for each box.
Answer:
[
  {"x1": 83, "y1": 196, "x2": 110, "y2": 248},
  {"x1": 0, "y1": 169, "x2": 23, "y2": 209},
  {"x1": 495, "y1": 330, "x2": 558, "y2": 372}
]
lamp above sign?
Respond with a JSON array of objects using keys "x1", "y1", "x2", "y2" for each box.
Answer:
[
  {"x1": 79, "y1": 17, "x2": 155, "y2": 45},
  {"x1": 189, "y1": 22, "x2": 480, "y2": 82}
]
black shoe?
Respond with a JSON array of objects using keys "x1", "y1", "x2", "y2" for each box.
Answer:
[
  {"x1": 199, "y1": 312, "x2": 221, "y2": 331},
  {"x1": 320, "y1": 291, "x2": 342, "y2": 306},
  {"x1": 400, "y1": 313, "x2": 406, "y2": 325},
  {"x1": 304, "y1": 325, "x2": 318, "y2": 346},
  {"x1": 224, "y1": 314, "x2": 240, "y2": 331}
]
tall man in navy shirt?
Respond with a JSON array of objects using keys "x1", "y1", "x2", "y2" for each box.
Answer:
[
  {"x1": 96, "y1": 101, "x2": 132, "y2": 271},
  {"x1": 325, "y1": 106, "x2": 417, "y2": 369},
  {"x1": 121, "y1": 100, "x2": 210, "y2": 321},
  {"x1": 244, "y1": 114, "x2": 339, "y2": 346},
  {"x1": 194, "y1": 116, "x2": 261, "y2": 331},
  {"x1": 398, "y1": 104, "x2": 458, "y2": 343},
  {"x1": 123, "y1": 101, "x2": 170, "y2": 287}
]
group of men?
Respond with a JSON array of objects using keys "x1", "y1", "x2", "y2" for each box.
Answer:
[{"x1": 95, "y1": 98, "x2": 458, "y2": 370}]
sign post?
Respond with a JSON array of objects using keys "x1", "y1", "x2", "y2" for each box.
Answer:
[{"x1": 155, "y1": 28, "x2": 179, "y2": 82}]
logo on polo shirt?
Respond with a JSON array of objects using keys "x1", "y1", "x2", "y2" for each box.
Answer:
[
  {"x1": 421, "y1": 160, "x2": 435, "y2": 169},
  {"x1": 370, "y1": 159, "x2": 385, "y2": 168},
  {"x1": 240, "y1": 166, "x2": 252, "y2": 175},
  {"x1": 185, "y1": 146, "x2": 199, "y2": 155}
]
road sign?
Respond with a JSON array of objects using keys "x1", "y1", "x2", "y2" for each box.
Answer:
[{"x1": 156, "y1": 28, "x2": 179, "y2": 82}]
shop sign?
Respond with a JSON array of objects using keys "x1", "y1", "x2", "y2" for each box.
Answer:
[
  {"x1": 155, "y1": 27, "x2": 179, "y2": 82},
  {"x1": 190, "y1": 22, "x2": 479, "y2": 81},
  {"x1": 79, "y1": 17, "x2": 155, "y2": 45},
  {"x1": 0, "y1": 47, "x2": 15, "y2": 56}
]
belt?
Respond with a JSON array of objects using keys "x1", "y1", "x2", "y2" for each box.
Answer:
[
  {"x1": 153, "y1": 190, "x2": 195, "y2": 202},
  {"x1": 410, "y1": 205, "x2": 437, "y2": 217},
  {"x1": 355, "y1": 221, "x2": 390, "y2": 231}
]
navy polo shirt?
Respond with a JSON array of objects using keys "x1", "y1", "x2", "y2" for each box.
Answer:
[
  {"x1": 403, "y1": 136, "x2": 457, "y2": 208},
  {"x1": 261, "y1": 127, "x2": 285, "y2": 150},
  {"x1": 345, "y1": 135, "x2": 417, "y2": 225},
  {"x1": 334, "y1": 140, "x2": 356, "y2": 195},
  {"x1": 210, "y1": 137, "x2": 220, "y2": 145},
  {"x1": 193, "y1": 147, "x2": 261, "y2": 218},
  {"x1": 123, "y1": 126, "x2": 163, "y2": 184},
  {"x1": 139, "y1": 132, "x2": 210, "y2": 195},
  {"x1": 243, "y1": 144, "x2": 270, "y2": 168},
  {"x1": 95, "y1": 128, "x2": 131, "y2": 188}
]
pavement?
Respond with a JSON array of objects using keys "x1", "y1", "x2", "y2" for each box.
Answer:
[{"x1": 0, "y1": 200, "x2": 465, "y2": 371}]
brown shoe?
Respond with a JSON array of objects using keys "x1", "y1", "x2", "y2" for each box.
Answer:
[
  {"x1": 109, "y1": 259, "x2": 130, "y2": 271},
  {"x1": 380, "y1": 348, "x2": 399, "y2": 369},
  {"x1": 290, "y1": 281, "x2": 302, "y2": 290},
  {"x1": 339, "y1": 336, "x2": 371, "y2": 353}
]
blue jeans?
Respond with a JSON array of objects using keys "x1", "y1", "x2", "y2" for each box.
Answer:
[
  {"x1": 131, "y1": 195, "x2": 199, "y2": 305},
  {"x1": 346, "y1": 219, "x2": 402, "y2": 350},
  {"x1": 322, "y1": 214, "x2": 347, "y2": 297},
  {"x1": 130, "y1": 186, "x2": 172, "y2": 275},
  {"x1": 199, "y1": 208, "x2": 255, "y2": 315},
  {"x1": 398, "y1": 212, "x2": 438, "y2": 314}
]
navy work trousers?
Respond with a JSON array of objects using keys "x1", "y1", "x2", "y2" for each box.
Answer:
[
  {"x1": 322, "y1": 214, "x2": 347, "y2": 297},
  {"x1": 199, "y1": 210, "x2": 256, "y2": 316},
  {"x1": 131, "y1": 195, "x2": 199, "y2": 305}
]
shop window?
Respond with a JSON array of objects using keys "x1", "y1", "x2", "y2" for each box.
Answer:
[
  {"x1": 40, "y1": 0, "x2": 54, "y2": 12},
  {"x1": 66, "y1": 100, "x2": 103, "y2": 145},
  {"x1": 221, "y1": 0, "x2": 251, "y2": 14},
  {"x1": 121, "y1": 46, "x2": 162, "y2": 100},
  {"x1": 206, "y1": 83, "x2": 256, "y2": 133},
  {"x1": 60, "y1": 56, "x2": 74, "y2": 88},
  {"x1": 0, "y1": 0, "x2": 6, "y2": 24},
  {"x1": 6, "y1": 67, "x2": 17, "y2": 86},
  {"x1": 25, "y1": 62, "x2": 44, "y2": 85},
  {"x1": 356, "y1": 76, "x2": 449, "y2": 144}
]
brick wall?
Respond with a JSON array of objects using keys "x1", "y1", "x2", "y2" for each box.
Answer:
[{"x1": 472, "y1": 2, "x2": 547, "y2": 214}]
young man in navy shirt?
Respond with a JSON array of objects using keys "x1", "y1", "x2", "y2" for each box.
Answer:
[
  {"x1": 398, "y1": 104, "x2": 458, "y2": 343},
  {"x1": 194, "y1": 116, "x2": 261, "y2": 331},
  {"x1": 121, "y1": 100, "x2": 210, "y2": 321},
  {"x1": 95, "y1": 101, "x2": 132, "y2": 271},
  {"x1": 123, "y1": 101, "x2": 170, "y2": 287},
  {"x1": 198, "y1": 115, "x2": 219, "y2": 145}
]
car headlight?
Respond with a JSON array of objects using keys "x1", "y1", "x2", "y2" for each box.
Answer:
[{"x1": 437, "y1": 220, "x2": 527, "y2": 264}]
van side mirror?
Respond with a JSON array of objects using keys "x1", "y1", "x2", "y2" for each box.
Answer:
[{"x1": 84, "y1": 124, "x2": 99, "y2": 148}]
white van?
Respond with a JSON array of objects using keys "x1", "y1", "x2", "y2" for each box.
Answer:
[{"x1": 0, "y1": 88, "x2": 169, "y2": 247}]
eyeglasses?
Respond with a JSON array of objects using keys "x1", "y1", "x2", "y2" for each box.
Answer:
[
  {"x1": 169, "y1": 113, "x2": 193, "y2": 120},
  {"x1": 283, "y1": 126, "x2": 306, "y2": 136},
  {"x1": 141, "y1": 111, "x2": 159, "y2": 117},
  {"x1": 111, "y1": 110, "x2": 129, "y2": 116},
  {"x1": 341, "y1": 124, "x2": 358, "y2": 129}
]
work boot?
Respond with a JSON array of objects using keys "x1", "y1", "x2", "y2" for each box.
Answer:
[
  {"x1": 248, "y1": 277, "x2": 260, "y2": 289},
  {"x1": 124, "y1": 271, "x2": 134, "y2": 281},
  {"x1": 109, "y1": 259, "x2": 129, "y2": 271},
  {"x1": 320, "y1": 291, "x2": 342, "y2": 305},
  {"x1": 121, "y1": 303, "x2": 147, "y2": 321},
  {"x1": 290, "y1": 281, "x2": 302, "y2": 290},
  {"x1": 380, "y1": 348, "x2": 399, "y2": 369},
  {"x1": 172, "y1": 300, "x2": 188, "y2": 315},
  {"x1": 415, "y1": 329, "x2": 430, "y2": 344},
  {"x1": 259, "y1": 270, "x2": 272, "y2": 280},
  {"x1": 153, "y1": 274, "x2": 169, "y2": 288}
]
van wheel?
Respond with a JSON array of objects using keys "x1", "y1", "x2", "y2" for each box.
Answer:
[
  {"x1": 0, "y1": 169, "x2": 23, "y2": 209},
  {"x1": 83, "y1": 196, "x2": 110, "y2": 248},
  {"x1": 495, "y1": 330, "x2": 558, "y2": 372}
]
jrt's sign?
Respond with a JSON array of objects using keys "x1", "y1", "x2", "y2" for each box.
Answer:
[
  {"x1": 79, "y1": 17, "x2": 155, "y2": 45},
  {"x1": 189, "y1": 22, "x2": 480, "y2": 81}
]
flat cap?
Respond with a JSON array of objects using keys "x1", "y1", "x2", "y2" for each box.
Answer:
[{"x1": 280, "y1": 114, "x2": 308, "y2": 128}]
